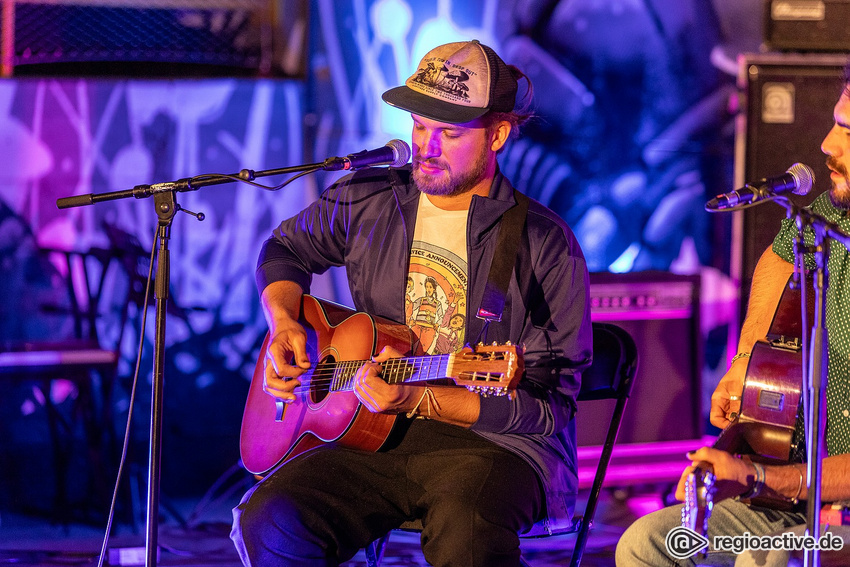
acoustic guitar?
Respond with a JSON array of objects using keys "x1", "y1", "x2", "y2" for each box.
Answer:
[
  {"x1": 239, "y1": 294, "x2": 524, "y2": 475},
  {"x1": 683, "y1": 275, "x2": 812, "y2": 534}
]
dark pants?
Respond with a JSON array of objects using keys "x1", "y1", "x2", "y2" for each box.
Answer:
[{"x1": 231, "y1": 419, "x2": 543, "y2": 567}]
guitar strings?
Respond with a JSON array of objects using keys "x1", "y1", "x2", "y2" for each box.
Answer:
[
  {"x1": 269, "y1": 353, "x2": 509, "y2": 394},
  {"x1": 281, "y1": 355, "x2": 450, "y2": 394}
]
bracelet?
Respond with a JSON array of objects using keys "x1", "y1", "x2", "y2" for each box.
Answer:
[
  {"x1": 751, "y1": 462, "x2": 765, "y2": 499},
  {"x1": 730, "y1": 352, "x2": 751, "y2": 365},
  {"x1": 790, "y1": 464, "x2": 805, "y2": 505},
  {"x1": 741, "y1": 461, "x2": 765, "y2": 500},
  {"x1": 406, "y1": 386, "x2": 439, "y2": 419}
]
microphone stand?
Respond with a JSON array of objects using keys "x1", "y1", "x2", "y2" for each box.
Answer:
[
  {"x1": 148, "y1": 191, "x2": 174, "y2": 567},
  {"x1": 773, "y1": 198, "x2": 850, "y2": 567},
  {"x1": 55, "y1": 160, "x2": 326, "y2": 567},
  {"x1": 806, "y1": 232, "x2": 827, "y2": 567}
]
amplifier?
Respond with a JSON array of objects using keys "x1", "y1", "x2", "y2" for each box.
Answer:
[
  {"x1": 763, "y1": 0, "x2": 850, "y2": 51},
  {"x1": 577, "y1": 272, "x2": 703, "y2": 446},
  {"x1": 735, "y1": 53, "x2": 846, "y2": 317},
  {"x1": 589, "y1": 278, "x2": 696, "y2": 321}
]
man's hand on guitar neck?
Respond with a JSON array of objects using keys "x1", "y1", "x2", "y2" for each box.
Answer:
[
  {"x1": 675, "y1": 447, "x2": 753, "y2": 503},
  {"x1": 354, "y1": 346, "x2": 482, "y2": 427},
  {"x1": 353, "y1": 346, "x2": 419, "y2": 414},
  {"x1": 710, "y1": 355, "x2": 747, "y2": 429}
]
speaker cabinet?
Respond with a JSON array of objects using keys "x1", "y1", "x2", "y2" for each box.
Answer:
[
  {"x1": 763, "y1": 0, "x2": 850, "y2": 52},
  {"x1": 737, "y1": 53, "x2": 846, "y2": 309},
  {"x1": 577, "y1": 272, "x2": 702, "y2": 446}
]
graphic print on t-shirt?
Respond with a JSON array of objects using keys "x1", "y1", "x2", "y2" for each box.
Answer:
[{"x1": 406, "y1": 241, "x2": 467, "y2": 355}]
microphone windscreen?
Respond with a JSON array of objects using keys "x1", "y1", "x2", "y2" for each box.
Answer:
[
  {"x1": 387, "y1": 139, "x2": 411, "y2": 167},
  {"x1": 788, "y1": 162, "x2": 815, "y2": 196}
]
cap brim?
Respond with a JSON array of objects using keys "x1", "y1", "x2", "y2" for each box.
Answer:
[{"x1": 382, "y1": 86, "x2": 488, "y2": 124}]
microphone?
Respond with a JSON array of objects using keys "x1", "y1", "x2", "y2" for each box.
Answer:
[
  {"x1": 322, "y1": 139, "x2": 411, "y2": 171},
  {"x1": 706, "y1": 163, "x2": 814, "y2": 211}
]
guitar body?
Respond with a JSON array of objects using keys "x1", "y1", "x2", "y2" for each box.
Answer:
[
  {"x1": 239, "y1": 295, "x2": 418, "y2": 475},
  {"x1": 714, "y1": 340, "x2": 802, "y2": 462}
]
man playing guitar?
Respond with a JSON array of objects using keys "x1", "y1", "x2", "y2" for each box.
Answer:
[
  {"x1": 230, "y1": 40, "x2": 593, "y2": 567},
  {"x1": 616, "y1": 61, "x2": 850, "y2": 566}
]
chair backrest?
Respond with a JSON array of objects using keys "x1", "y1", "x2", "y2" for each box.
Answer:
[
  {"x1": 578, "y1": 322, "x2": 639, "y2": 403},
  {"x1": 39, "y1": 247, "x2": 119, "y2": 344}
]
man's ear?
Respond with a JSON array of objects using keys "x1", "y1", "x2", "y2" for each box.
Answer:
[{"x1": 490, "y1": 121, "x2": 512, "y2": 152}]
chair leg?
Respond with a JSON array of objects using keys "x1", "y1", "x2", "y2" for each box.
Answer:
[
  {"x1": 41, "y1": 379, "x2": 72, "y2": 525},
  {"x1": 365, "y1": 533, "x2": 390, "y2": 567},
  {"x1": 570, "y1": 517, "x2": 591, "y2": 567}
]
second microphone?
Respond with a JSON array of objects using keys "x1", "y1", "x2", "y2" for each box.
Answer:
[{"x1": 706, "y1": 163, "x2": 815, "y2": 211}]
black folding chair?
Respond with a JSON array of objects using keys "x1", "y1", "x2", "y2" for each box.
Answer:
[{"x1": 365, "y1": 321, "x2": 639, "y2": 567}]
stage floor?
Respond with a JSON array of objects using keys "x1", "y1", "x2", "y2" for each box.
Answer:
[
  {"x1": 0, "y1": 487, "x2": 651, "y2": 567},
  {"x1": 0, "y1": 438, "x2": 701, "y2": 566}
]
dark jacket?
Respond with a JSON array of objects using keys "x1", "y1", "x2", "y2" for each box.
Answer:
[{"x1": 256, "y1": 165, "x2": 592, "y2": 534}]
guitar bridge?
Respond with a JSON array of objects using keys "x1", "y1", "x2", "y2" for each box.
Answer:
[{"x1": 767, "y1": 335, "x2": 802, "y2": 352}]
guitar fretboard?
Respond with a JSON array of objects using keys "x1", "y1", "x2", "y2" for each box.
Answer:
[{"x1": 321, "y1": 354, "x2": 453, "y2": 392}]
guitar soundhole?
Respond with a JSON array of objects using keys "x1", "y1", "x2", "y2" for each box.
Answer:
[{"x1": 310, "y1": 355, "x2": 335, "y2": 403}]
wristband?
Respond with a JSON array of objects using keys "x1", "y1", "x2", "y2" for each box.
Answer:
[
  {"x1": 741, "y1": 461, "x2": 765, "y2": 500},
  {"x1": 406, "y1": 386, "x2": 439, "y2": 419}
]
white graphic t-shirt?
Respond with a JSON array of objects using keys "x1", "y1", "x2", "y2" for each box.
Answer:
[{"x1": 406, "y1": 194, "x2": 468, "y2": 355}]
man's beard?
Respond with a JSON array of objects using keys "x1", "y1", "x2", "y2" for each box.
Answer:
[
  {"x1": 826, "y1": 156, "x2": 850, "y2": 210},
  {"x1": 412, "y1": 151, "x2": 488, "y2": 197}
]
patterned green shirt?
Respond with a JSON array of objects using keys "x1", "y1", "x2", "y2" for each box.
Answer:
[{"x1": 773, "y1": 191, "x2": 850, "y2": 457}]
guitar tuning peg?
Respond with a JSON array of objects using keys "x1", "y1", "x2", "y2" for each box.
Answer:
[
  {"x1": 491, "y1": 341, "x2": 497, "y2": 346},
  {"x1": 505, "y1": 341, "x2": 512, "y2": 346}
]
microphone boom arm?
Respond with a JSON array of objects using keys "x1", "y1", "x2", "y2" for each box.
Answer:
[
  {"x1": 57, "y1": 139, "x2": 412, "y2": 209},
  {"x1": 57, "y1": 161, "x2": 328, "y2": 209}
]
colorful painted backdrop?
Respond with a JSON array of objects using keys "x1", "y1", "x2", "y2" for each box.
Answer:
[{"x1": 0, "y1": 0, "x2": 760, "y2": 509}]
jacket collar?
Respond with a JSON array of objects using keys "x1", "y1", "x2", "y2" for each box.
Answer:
[
  {"x1": 469, "y1": 169, "x2": 517, "y2": 245},
  {"x1": 391, "y1": 165, "x2": 518, "y2": 246}
]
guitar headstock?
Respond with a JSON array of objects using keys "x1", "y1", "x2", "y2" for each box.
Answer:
[{"x1": 448, "y1": 342, "x2": 524, "y2": 397}]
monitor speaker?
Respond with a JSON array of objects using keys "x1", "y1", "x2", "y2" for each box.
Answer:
[
  {"x1": 577, "y1": 271, "x2": 702, "y2": 446},
  {"x1": 763, "y1": 0, "x2": 850, "y2": 52},
  {"x1": 736, "y1": 53, "x2": 846, "y2": 309}
]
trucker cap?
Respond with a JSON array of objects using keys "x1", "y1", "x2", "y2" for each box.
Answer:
[{"x1": 382, "y1": 39, "x2": 518, "y2": 124}]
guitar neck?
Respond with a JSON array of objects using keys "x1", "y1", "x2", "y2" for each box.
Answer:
[{"x1": 324, "y1": 354, "x2": 454, "y2": 392}]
